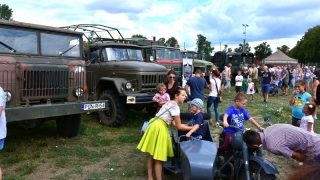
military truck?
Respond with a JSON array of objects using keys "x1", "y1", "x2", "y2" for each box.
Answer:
[
  {"x1": 212, "y1": 51, "x2": 254, "y2": 84},
  {"x1": 126, "y1": 38, "x2": 183, "y2": 77},
  {"x1": 61, "y1": 24, "x2": 167, "y2": 126},
  {"x1": 0, "y1": 20, "x2": 108, "y2": 137}
]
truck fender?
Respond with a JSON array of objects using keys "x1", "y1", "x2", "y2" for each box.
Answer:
[
  {"x1": 97, "y1": 77, "x2": 128, "y2": 95},
  {"x1": 236, "y1": 156, "x2": 279, "y2": 175}
]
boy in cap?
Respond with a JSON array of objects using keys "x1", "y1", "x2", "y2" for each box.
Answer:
[{"x1": 186, "y1": 98, "x2": 204, "y2": 140}]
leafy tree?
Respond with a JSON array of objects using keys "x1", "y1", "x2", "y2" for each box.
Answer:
[
  {"x1": 158, "y1": 38, "x2": 165, "y2": 43},
  {"x1": 277, "y1": 45, "x2": 290, "y2": 53},
  {"x1": 289, "y1": 25, "x2": 320, "y2": 63},
  {"x1": 196, "y1": 34, "x2": 214, "y2": 61},
  {"x1": 165, "y1": 37, "x2": 178, "y2": 47},
  {"x1": 0, "y1": 4, "x2": 13, "y2": 20},
  {"x1": 227, "y1": 48, "x2": 233, "y2": 52},
  {"x1": 131, "y1": 34, "x2": 147, "y2": 39},
  {"x1": 234, "y1": 42, "x2": 251, "y2": 52},
  {"x1": 254, "y1": 42, "x2": 272, "y2": 60}
]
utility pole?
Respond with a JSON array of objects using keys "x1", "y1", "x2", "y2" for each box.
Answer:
[{"x1": 242, "y1": 24, "x2": 248, "y2": 53}]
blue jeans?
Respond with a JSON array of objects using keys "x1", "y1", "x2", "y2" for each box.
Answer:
[
  {"x1": 0, "y1": 138, "x2": 5, "y2": 150},
  {"x1": 207, "y1": 96, "x2": 219, "y2": 122}
]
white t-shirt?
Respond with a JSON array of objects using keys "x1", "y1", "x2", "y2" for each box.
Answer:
[
  {"x1": 155, "y1": 100, "x2": 180, "y2": 125},
  {"x1": 235, "y1": 75, "x2": 243, "y2": 86},
  {"x1": 300, "y1": 115, "x2": 314, "y2": 133},
  {"x1": 0, "y1": 87, "x2": 6, "y2": 139},
  {"x1": 208, "y1": 78, "x2": 221, "y2": 97}
]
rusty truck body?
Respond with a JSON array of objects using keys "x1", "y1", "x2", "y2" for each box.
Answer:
[{"x1": 0, "y1": 20, "x2": 108, "y2": 137}]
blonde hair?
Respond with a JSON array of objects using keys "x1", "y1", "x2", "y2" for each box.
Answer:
[
  {"x1": 247, "y1": 78, "x2": 252, "y2": 83},
  {"x1": 157, "y1": 83, "x2": 167, "y2": 91}
]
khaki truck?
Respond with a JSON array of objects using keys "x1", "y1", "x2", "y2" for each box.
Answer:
[
  {"x1": 0, "y1": 20, "x2": 108, "y2": 137},
  {"x1": 61, "y1": 24, "x2": 167, "y2": 126}
]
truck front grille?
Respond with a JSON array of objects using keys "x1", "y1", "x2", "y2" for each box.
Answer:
[
  {"x1": 141, "y1": 74, "x2": 167, "y2": 90},
  {"x1": 22, "y1": 70, "x2": 69, "y2": 99}
]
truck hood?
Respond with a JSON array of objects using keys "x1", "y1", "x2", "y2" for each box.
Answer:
[{"x1": 108, "y1": 61, "x2": 166, "y2": 72}]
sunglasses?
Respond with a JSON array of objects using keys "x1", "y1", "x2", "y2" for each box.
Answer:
[{"x1": 169, "y1": 76, "x2": 176, "y2": 79}]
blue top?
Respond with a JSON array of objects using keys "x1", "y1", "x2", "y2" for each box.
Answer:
[
  {"x1": 292, "y1": 91, "x2": 312, "y2": 119},
  {"x1": 281, "y1": 69, "x2": 289, "y2": 82},
  {"x1": 261, "y1": 71, "x2": 272, "y2": 84},
  {"x1": 189, "y1": 112, "x2": 204, "y2": 136},
  {"x1": 224, "y1": 105, "x2": 250, "y2": 133},
  {"x1": 303, "y1": 70, "x2": 313, "y2": 81},
  {"x1": 186, "y1": 76, "x2": 207, "y2": 101}
]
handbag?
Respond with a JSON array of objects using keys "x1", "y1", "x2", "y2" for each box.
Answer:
[
  {"x1": 140, "y1": 106, "x2": 174, "y2": 136},
  {"x1": 213, "y1": 78, "x2": 222, "y2": 103}
]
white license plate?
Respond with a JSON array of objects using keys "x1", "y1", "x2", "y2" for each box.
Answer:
[
  {"x1": 127, "y1": 96, "x2": 136, "y2": 104},
  {"x1": 82, "y1": 103, "x2": 106, "y2": 111}
]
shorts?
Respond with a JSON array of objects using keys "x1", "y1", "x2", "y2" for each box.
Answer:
[
  {"x1": 225, "y1": 80, "x2": 231, "y2": 88},
  {"x1": 282, "y1": 81, "x2": 288, "y2": 88},
  {"x1": 315, "y1": 98, "x2": 320, "y2": 105},
  {"x1": 0, "y1": 138, "x2": 5, "y2": 150},
  {"x1": 221, "y1": 79, "x2": 226, "y2": 86},
  {"x1": 292, "y1": 116, "x2": 300, "y2": 127},
  {"x1": 261, "y1": 84, "x2": 270, "y2": 93},
  {"x1": 235, "y1": 86, "x2": 242, "y2": 93}
]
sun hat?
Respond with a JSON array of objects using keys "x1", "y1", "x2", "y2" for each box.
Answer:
[
  {"x1": 188, "y1": 98, "x2": 204, "y2": 109},
  {"x1": 304, "y1": 66, "x2": 308, "y2": 69}
]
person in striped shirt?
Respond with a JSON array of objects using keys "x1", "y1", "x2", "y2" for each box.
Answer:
[{"x1": 243, "y1": 124, "x2": 320, "y2": 164}]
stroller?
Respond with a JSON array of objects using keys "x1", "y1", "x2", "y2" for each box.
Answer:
[{"x1": 269, "y1": 79, "x2": 280, "y2": 96}]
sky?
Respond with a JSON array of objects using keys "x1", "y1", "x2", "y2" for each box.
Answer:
[{"x1": 2, "y1": 0, "x2": 320, "y2": 54}]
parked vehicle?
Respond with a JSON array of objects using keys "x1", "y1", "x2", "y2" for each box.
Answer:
[
  {"x1": 127, "y1": 38, "x2": 183, "y2": 78},
  {"x1": 163, "y1": 114, "x2": 278, "y2": 180},
  {"x1": 61, "y1": 25, "x2": 168, "y2": 126},
  {"x1": 0, "y1": 20, "x2": 108, "y2": 137}
]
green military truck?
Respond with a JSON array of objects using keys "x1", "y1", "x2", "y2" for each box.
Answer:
[
  {"x1": 0, "y1": 20, "x2": 108, "y2": 137},
  {"x1": 61, "y1": 24, "x2": 167, "y2": 127}
]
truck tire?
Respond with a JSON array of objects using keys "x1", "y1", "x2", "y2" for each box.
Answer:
[
  {"x1": 56, "y1": 114, "x2": 81, "y2": 138},
  {"x1": 98, "y1": 89, "x2": 126, "y2": 127}
]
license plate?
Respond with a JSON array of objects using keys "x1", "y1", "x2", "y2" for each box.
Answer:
[
  {"x1": 127, "y1": 96, "x2": 136, "y2": 104},
  {"x1": 82, "y1": 102, "x2": 106, "y2": 111}
]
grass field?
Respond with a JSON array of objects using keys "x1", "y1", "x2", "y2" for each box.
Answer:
[{"x1": 0, "y1": 86, "x2": 319, "y2": 180}]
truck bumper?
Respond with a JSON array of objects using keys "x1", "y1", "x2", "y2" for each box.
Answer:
[
  {"x1": 125, "y1": 93, "x2": 154, "y2": 104},
  {"x1": 6, "y1": 100, "x2": 108, "y2": 122}
]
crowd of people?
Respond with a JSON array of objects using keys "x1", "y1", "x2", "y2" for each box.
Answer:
[{"x1": 138, "y1": 63, "x2": 320, "y2": 179}]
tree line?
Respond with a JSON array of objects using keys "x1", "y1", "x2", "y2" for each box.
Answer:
[{"x1": 1, "y1": 3, "x2": 318, "y2": 63}]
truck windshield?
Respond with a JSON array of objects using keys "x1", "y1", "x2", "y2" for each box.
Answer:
[
  {"x1": 41, "y1": 33, "x2": 80, "y2": 57},
  {"x1": 0, "y1": 27, "x2": 37, "y2": 54},
  {"x1": 156, "y1": 49, "x2": 182, "y2": 60},
  {"x1": 105, "y1": 48, "x2": 143, "y2": 61}
]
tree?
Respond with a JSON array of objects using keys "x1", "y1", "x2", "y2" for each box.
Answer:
[
  {"x1": 165, "y1": 37, "x2": 178, "y2": 47},
  {"x1": 158, "y1": 38, "x2": 165, "y2": 44},
  {"x1": 196, "y1": 34, "x2": 214, "y2": 61},
  {"x1": 289, "y1": 25, "x2": 320, "y2": 63},
  {"x1": 0, "y1": 4, "x2": 13, "y2": 20},
  {"x1": 254, "y1": 42, "x2": 272, "y2": 60},
  {"x1": 234, "y1": 42, "x2": 251, "y2": 53},
  {"x1": 277, "y1": 45, "x2": 290, "y2": 53},
  {"x1": 227, "y1": 48, "x2": 233, "y2": 52},
  {"x1": 131, "y1": 34, "x2": 147, "y2": 39}
]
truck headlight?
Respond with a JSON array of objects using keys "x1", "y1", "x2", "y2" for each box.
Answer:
[
  {"x1": 74, "y1": 88, "x2": 84, "y2": 97},
  {"x1": 75, "y1": 66, "x2": 84, "y2": 73},
  {"x1": 125, "y1": 82, "x2": 132, "y2": 89},
  {"x1": 5, "y1": 91, "x2": 12, "y2": 102}
]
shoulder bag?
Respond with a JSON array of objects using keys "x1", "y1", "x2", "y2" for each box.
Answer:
[
  {"x1": 140, "y1": 106, "x2": 174, "y2": 136},
  {"x1": 213, "y1": 78, "x2": 222, "y2": 103}
]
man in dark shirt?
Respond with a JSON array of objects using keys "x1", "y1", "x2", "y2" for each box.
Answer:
[
  {"x1": 260, "y1": 66, "x2": 273, "y2": 105},
  {"x1": 185, "y1": 69, "x2": 208, "y2": 112}
]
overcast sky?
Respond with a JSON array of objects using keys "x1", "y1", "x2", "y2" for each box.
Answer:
[{"x1": 3, "y1": 0, "x2": 320, "y2": 53}]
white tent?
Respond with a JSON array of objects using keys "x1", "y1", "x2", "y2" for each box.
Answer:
[{"x1": 263, "y1": 50, "x2": 298, "y2": 64}]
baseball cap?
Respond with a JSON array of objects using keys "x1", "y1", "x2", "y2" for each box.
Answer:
[{"x1": 188, "y1": 98, "x2": 203, "y2": 109}]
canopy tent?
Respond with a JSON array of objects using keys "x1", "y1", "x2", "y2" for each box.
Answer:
[{"x1": 263, "y1": 50, "x2": 298, "y2": 65}]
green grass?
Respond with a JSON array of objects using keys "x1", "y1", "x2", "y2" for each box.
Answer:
[{"x1": 0, "y1": 86, "x2": 319, "y2": 179}]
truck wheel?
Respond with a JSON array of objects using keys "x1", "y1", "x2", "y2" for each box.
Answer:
[
  {"x1": 56, "y1": 114, "x2": 81, "y2": 138},
  {"x1": 98, "y1": 89, "x2": 126, "y2": 127}
]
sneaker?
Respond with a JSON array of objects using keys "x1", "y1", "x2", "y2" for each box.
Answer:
[{"x1": 314, "y1": 115, "x2": 318, "y2": 120}]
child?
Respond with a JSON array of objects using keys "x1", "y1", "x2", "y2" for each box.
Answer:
[
  {"x1": 152, "y1": 83, "x2": 170, "y2": 114},
  {"x1": 246, "y1": 78, "x2": 255, "y2": 101},
  {"x1": 235, "y1": 70, "x2": 243, "y2": 93},
  {"x1": 218, "y1": 93, "x2": 264, "y2": 154},
  {"x1": 289, "y1": 80, "x2": 312, "y2": 127},
  {"x1": 186, "y1": 98, "x2": 204, "y2": 140},
  {"x1": 296, "y1": 102, "x2": 315, "y2": 167}
]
